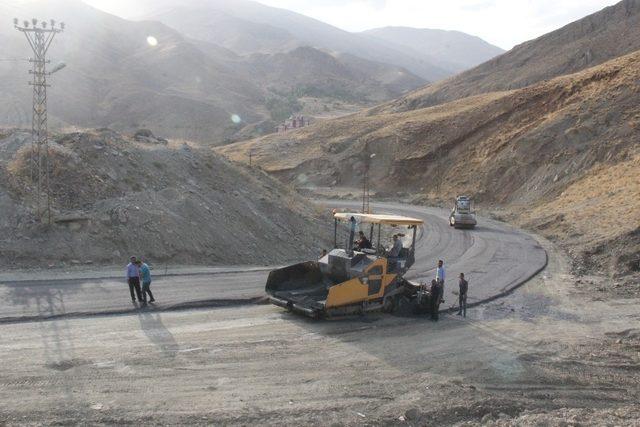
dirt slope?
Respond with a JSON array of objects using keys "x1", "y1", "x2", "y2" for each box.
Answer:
[
  {"x1": 217, "y1": 50, "x2": 640, "y2": 282},
  {"x1": 378, "y1": 0, "x2": 640, "y2": 113},
  {"x1": 0, "y1": 129, "x2": 331, "y2": 268}
]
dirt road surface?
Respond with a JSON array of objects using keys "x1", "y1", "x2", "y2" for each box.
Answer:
[{"x1": 0, "y1": 204, "x2": 639, "y2": 425}]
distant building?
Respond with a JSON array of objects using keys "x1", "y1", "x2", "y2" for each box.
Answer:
[{"x1": 276, "y1": 115, "x2": 310, "y2": 133}]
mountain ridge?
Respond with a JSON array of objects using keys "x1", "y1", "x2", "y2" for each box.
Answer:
[
  {"x1": 138, "y1": 0, "x2": 501, "y2": 80},
  {"x1": 360, "y1": 26, "x2": 504, "y2": 73},
  {"x1": 379, "y1": 0, "x2": 640, "y2": 113},
  {"x1": 0, "y1": 0, "x2": 426, "y2": 143}
]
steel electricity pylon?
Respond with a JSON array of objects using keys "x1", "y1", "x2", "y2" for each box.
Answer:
[{"x1": 14, "y1": 17, "x2": 65, "y2": 224}]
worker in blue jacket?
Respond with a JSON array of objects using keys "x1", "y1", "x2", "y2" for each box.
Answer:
[{"x1": 138, "y1": 260, "x2": 155, "y2": 304}]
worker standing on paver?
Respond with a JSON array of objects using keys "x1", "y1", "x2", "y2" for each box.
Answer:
[
  {"x1": 436, "y1": 260, "x2": 446, "y2": 303},
  {"x1": 387, "y1": 234, "x2": 403, "y2": 272},
  {"x1": 347, "y1": 216, "x2": 357, "y2": 253},
  {"x1": 389, "y1": 234, "x2": 403, "y2": 257},
  {"x1": 139, "y1": 259, "x2": 155, "y2": 304},
  {"x1": 126, "y1": 256, "x2": 143, "y2": 304},
  {"x1": 457, "y1": 273, "x2": 468, "y2": 317}
]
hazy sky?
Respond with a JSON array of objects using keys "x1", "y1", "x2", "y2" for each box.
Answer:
[{"x1": 85, "y1": 0, "x2": 619, "y2": 49}]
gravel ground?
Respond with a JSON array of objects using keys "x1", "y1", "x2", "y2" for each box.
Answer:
[{"x1": 0, "y1": 236, "x2": 638, "y2": 425}]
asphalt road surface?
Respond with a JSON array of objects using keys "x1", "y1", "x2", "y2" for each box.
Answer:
[
  {"x1": 0, "y1": 202, "x2": 546, "y2": 322},
  {"x1": 332, "y1": 201, "x2": 547, "y2": 306}
]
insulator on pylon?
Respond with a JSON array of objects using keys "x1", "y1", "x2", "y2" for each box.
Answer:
[
  {"x1": 24, "y1": 20, "x2": 29, "y2": 28},
  {"x1": 32, "y1": 18, "x2": 38, "y2": 26},
  {"x1": 13, "y1": 18, "x2": 19, "y2": 26}
]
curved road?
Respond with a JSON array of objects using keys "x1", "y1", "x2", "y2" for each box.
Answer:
[
  {"x1": 0, "y1": 201, "x2": 546, "y2": 322},
  {"x1": 332, "y1": 201, "x2": 547, "y2": 309}
]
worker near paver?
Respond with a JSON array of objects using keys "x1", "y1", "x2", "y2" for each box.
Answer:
[
  {"x1": 436, "y1": 260, "x2": 446, "y2": 303},
  {"x1": 457, "y1": 273, "x2": 468, "y2": 317},
  {"x1": 429, "y1": 279, "x2": 441, "y2": 321},
  {"x1": 389, "y1": 234, "x2": 403, "y2": 257},
  {"x1": 347, "y1": 216, "x2": 357, "y2": 253},
  {"x1": 126, "y1": 256, "x2": 143, "y2": 304},
  {"x1": 139, "y1": 259, "x2": 155, "y2": 304},
  {"x1": 387, "y1": 234, "x2": 403, "y2": 272},
  {"x1": 354, "y1": 231, "x2": 372, "y2": 250}
]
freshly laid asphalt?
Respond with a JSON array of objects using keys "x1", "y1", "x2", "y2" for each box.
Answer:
[{"x1": 0, "y1": 201, "x2": 546, "y2": 323}]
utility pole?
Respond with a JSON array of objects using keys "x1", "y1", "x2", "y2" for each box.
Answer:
[
  {"x1": 14, "y1": 17, "x2": 65, "y2": 224},
  {"x1": 362, "y1": 143, "x2": 376, "y2": 214}
]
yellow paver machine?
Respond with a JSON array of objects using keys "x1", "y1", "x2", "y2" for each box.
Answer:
[{"x1": 266, "y1": 211, "x2": 428, "y2": 318}]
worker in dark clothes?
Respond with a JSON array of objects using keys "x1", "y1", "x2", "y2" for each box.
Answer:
[
  {"x1": 436, "y1": 259, "x2": 446, "y2": 303},
  {"x1": 347, "y1": 216, "x2": 357, "y2": 254},
  {"x1": 429, "y1": 279, "x2": 441, "y2": 321},
  {"x1": 354, "y1": 231, "x2": 372, "y2": 251},
  {"x1": 126, "y1": 256, "x2": 143, "y2": 304},
  {"x1": 457, "y1": 273, "x2": 468, "y2": 317}
]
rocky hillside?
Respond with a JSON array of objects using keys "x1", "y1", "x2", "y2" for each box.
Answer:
[
  {"x1": 217, "y1": 50, "x2": 640, "y2": 283},
  {"x1": 0, "y1": 129, "x2": 331, "y2": 268},
  {"x1": 379, "y1": 0, "x2": 640, "y2": 113},
  {"x1": 243, "y1": 47, "x2": 425, "y2": 104}
]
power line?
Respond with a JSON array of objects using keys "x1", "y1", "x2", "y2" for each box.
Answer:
[{"x1": 14, "y1": 17, "x2": 65, "y2": 224}]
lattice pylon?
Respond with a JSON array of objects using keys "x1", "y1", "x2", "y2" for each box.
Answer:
[{"x1": 15, "y1": 18, "x2": 64, "y2": 224}]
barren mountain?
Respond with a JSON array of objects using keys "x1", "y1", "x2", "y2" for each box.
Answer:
[
  {"x1": 0, "y1": 128, "x2": 331, "y2": 268},
  {"x1": 0, "y1": 0, "x2": 264, "y2": 143},
  {"x1": 360, "y1": 27, "x2": 504, "y2": 73},
  {"x1": 217, "y1": 50, "x2": 640, "y2": 283},
  {"x1": 0, "y1": 0, "x2": 425, "y2": 144},
  {"x1": 380, "y1": 0, "x2": 640, "y2": 113},
  {"x1": 243, "y1": 47, "x2": 425, "y2": 104},
  {"x1": 138, "y1": 0, "x2": 499, "y2": 80},
  {"x1": 137, "y1": 1, "x2": 300, "y2": 56}
]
